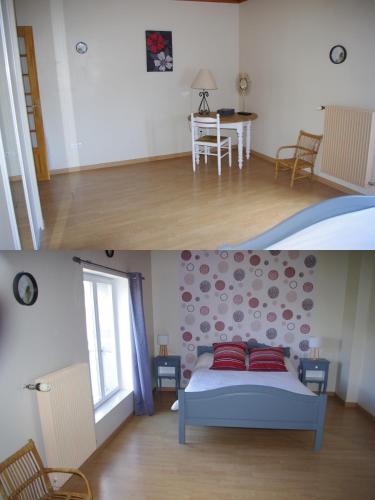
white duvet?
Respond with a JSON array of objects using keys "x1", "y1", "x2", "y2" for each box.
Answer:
[
  {"x1": 267, "y1": 207, "x2": 375, "y2": 250},
  {"x1": 171, "y1": 355, "x2": 314, "y2": 411}
]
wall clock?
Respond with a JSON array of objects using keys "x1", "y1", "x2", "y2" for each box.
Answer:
[
  {"x1": 13, "y1": 272, "x2": 38, "y2": 306},
  {"x1": 329, "y1": 45, "x2": 347, "y2": 64},
  {"x1": 75, "y1": 41, "x2": 88, "y2": 54}
]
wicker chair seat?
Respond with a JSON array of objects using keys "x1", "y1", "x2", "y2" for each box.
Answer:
[
  {"x1": 196, "y1": 135, "x2": 229, "y2": 144},
  {"x1": 277, "y1": 157, "x2": 313, "y2": 169},
  {"x1": 41, "y1": 492, "x2": 90, "y2": 499}
]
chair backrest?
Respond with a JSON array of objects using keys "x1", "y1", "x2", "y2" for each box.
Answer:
[
  {"x1": 0, "y1": 440, "x2": 52, "y2": 500},
  {"x1": 297, "y1": 130, "x2": 323, "y2": 163},
  {"x1": 191, "y1": 113, "x2": 221, "y2": 148}
]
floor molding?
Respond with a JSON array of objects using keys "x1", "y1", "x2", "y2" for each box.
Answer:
[
  {"x1": 334, "y1": 393, "x2": 375, "y2": 419},
  {"x1": 251, "y1": 149, "x2": 359, "y2": 195},
  {"x1": 50, "y1": 151, "x2": 192, "y2": 176}
]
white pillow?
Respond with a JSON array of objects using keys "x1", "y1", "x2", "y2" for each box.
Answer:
[
  {"x1": 193, "y1": 352, "x2": 214, "y2": 370},
  {"x1": 284, "y1": 357, "x2": 298, "y2": 377}
]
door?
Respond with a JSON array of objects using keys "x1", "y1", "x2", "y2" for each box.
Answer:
[{"x1": 17, "y1": 26, "x2": 49, "y2": 181}]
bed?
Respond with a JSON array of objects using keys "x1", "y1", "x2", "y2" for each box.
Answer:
[
  {"x1": 220, "y1": 195, "x2": 375, "y2": 250},
  {"x1": 178, "y1": 346, "x2": 327, "y2": 451}
]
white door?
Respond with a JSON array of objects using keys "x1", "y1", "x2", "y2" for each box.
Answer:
[{"x1": 0, "y1": 0, "x2": 44, "y2": 249}]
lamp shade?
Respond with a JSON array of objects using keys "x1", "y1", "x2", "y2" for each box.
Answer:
[
  {"x1": 309, "y1": 337, "x2": 322, "y2": 348},
  {"x1": 191, "y1": 69, "x2": 218, "y2": 90},
  {"x1": 157, "y1": 334, "x2": 169, "y2": 346}
]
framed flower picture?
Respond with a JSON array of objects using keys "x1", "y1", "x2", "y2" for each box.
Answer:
[{"x1": 146, "y1": 30, "x2": 173, "y2": 72}]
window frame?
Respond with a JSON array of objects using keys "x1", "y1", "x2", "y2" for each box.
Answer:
[{"x1": 83, "y1": 271, "x2": 122, "y2": 410}]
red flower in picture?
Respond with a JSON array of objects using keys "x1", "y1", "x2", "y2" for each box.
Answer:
[{"x1": 146, "y1": 32, "x2": 165, "y2": 54}]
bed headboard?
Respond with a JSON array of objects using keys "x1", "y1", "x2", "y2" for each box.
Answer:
[{"x1": 197, "y1": 345, "x2": 213, "y2": 356}]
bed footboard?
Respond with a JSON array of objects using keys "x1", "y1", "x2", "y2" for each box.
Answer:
[{"x1": 178, "y1": 385, "x2": 327, "y2": 451}]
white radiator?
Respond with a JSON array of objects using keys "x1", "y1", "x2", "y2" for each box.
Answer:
[
  {"x1": 36, "y1": 363, "x2": 96, "y2": 488},
  {"x1": 321, "y1": 105, "x2": 375, "y2": 188}
]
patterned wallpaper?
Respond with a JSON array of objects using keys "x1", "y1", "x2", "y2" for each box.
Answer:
[{"x1": 179, "y1": 250, "x2": 317, "y2": 385}]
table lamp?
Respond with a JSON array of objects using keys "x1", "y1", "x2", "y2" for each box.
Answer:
[
  {"x1": 157, "y1": 334, "x2": 169, "y2": 357},
  {"x1": 309, "y1": 337, "x2": 322, "y2": 359},
  {"x1": 191, "y1": 69, "x2": 218, "y2": 115}
]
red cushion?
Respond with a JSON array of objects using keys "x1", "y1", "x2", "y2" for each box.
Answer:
[
  {"x1": 210, "y1": 342, "x2": 247, "y2": 371},
  {"x1": 248, "y1": 347, "x2": 287, "y2": 371}
]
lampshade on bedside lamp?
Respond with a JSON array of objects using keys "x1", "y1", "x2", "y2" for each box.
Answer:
[
  {"x1": 191, "y1": 69, "x2": 218, "y2": 115},
  {"x1": 157, "y1": 334, "x2": 169, "y2": 357},
  {"x1": 309, "y1": 337, "x2": 322, "y2": 359}
]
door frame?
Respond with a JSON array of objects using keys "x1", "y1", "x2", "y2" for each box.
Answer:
[
  {"x1": 0, "y1": 0, "x2": 44, "y2": 249},
  {"x1": 17, "y1": 25, "x2": 50, "y2": 181}
]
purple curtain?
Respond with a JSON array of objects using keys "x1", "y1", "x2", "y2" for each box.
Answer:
[{"x1": 128, "y1": 273, "x2": 154, "y2": 416}]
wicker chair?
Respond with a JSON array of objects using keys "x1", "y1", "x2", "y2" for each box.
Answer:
[
  {"x1": 0, "y1": 440, "x2": 93, "y2": 500},
  {"x1": 275, "y1": 130, "x2": 323, "y2": 187}
]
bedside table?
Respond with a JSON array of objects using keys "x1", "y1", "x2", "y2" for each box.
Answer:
[
  {"x1": 298, "y1": 358, "x2": 330, "y2": 394},
  {"x1": 154, "y1": 355, "x2": 181, "y2": 394}
]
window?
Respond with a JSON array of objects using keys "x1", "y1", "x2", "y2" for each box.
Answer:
[{"x1": 83, "y1": 272, "x2": 121, "y2": 408}]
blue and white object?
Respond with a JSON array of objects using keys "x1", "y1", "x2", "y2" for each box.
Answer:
[{"x1": 221, "y1": 196, "x2": 375, "y2": 250}]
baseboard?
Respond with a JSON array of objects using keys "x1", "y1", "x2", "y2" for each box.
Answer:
[
  {"x1": 159, "y1": 387, "x2": 178, "y2": 392},
  {"x1": 334, "y1": 393, "x2": 375, "y2": 419},
  {"x1": 251, "y1": 149, "x2": 359, "y2": 195},
  {"x1": 251, "y1": 149, "x2": 276, "y2": 164},
  {"x1": 49, "y1": 151, "x2": 191, "y2": 176},
  {"x1": 314, "y1": 175, "x2": 359, "y2": 195},
  {"x1": 85, "y1": 413, "x2": 133, "y2": 466}
]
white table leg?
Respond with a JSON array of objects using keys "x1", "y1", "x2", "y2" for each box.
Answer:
[
  {"x1": 237, "y1": 125, "x2": 244, "y2": 169},
  {"x1": 246, "y1": 121, "x2": 251, "y2": 160}
]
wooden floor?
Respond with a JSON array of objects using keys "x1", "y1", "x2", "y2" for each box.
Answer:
[
  {"x1": 66, "y1": 393, "x2": 375, "y2": 500},
  {"x1": 38, "y1": 154, "x2": 342, "y2": 249}
]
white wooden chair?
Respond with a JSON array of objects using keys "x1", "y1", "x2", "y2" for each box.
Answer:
[{"x1": 191, "y1": 113, "x2": 232, "y2": 176}]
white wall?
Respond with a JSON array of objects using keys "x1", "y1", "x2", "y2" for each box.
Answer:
[
  {"x1": 14, "y1": 0, "x2": 239, "y2": 171},
  {"x1": 239, "y1": 0, "x2": 375, "y2": 193},
  {"x1": 336, "y1": 251, "x2": 375, "y2": 414},
  {"x1": 0, "y1": 250, "x2": 154, "y2": 462},
  {"x1": 357, "y1": 256, "x2": 375, "y2": 415}
]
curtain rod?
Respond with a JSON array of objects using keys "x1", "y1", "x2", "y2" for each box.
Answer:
[{"x1": 72, "y1": 256, "x2": 145, "y2": 280}]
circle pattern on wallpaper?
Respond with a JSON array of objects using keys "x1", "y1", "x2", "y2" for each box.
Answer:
[
  {"x1": 252, "y1": 279, "x2": 263, "y2": 291},
  {"x1": 234, "y1": 269, "x2": 245, "y2": 281},
  {"x1": 266, "y1": 328, "x2": 277, "y2": 340},
  {"x1": 233, "y1": 294, "x2": 243, "y2": 305},
  {"x1": 233, "y1": 311, "x2": 244, "y2": 322},
  {"x1": 268, "y1": 286, "x2": 279, "y2": 299},
  {"x1": 179, "y1": 251, "x2": 317, "y2": 384},
  {"x1": 200, "y1": 264, "x2": 210, "y2": 275},
  {"x1": 184, "y1": 274, "x2": 194, "y2": 285},
  {"x1": 200, "y1": 280, "x2": 211, "y2": 293}
]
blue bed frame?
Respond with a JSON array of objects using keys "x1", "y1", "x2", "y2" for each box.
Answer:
[
  {"x1": 178, "y1": 346, "x2": 327, "y2": 451},
  {"x1": 220, "y1": 195, "x2": 375, "y2": 250}
]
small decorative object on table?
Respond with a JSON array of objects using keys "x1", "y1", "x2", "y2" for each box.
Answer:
[
  {"x1": 154, "y1": 355, "x2": 181, "y2": 394},
  {"x1": 157, "y1": 334, "x2": 169, "y2": 357},
  {"x1": 298, "y1": 358, "x2": 330, "y2": 394},
  {"x1": 191, "y1": 69, "x2": 218, "y2": 115},
  {"x1": 237, "y1": 72, "x2": 250, "y2": 113},
  {"x1": 309, "y1": 336, "x2": 322, "y2": 359},
  {"x1": 146, "y1": 31, "x2": 173, "y2": 72},
  {"x1": 217, "y1": 108, "x2": 235, "y2": 117}
]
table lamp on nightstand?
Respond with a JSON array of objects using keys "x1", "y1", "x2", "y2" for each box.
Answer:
[
  {"x1": 191, "y1": 68, "x2": 218, "y2": 115},
  {"x1": 309, "y1": 337, "x2": 322, "y2": 359},
  {"x1": 157, "y1": 334, "x2": 169, "y2": 357}
]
